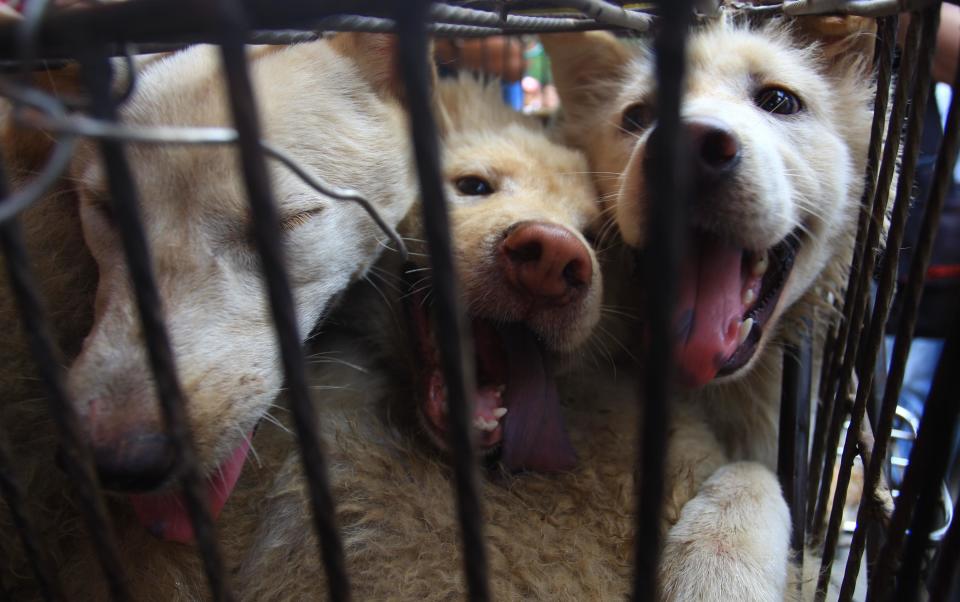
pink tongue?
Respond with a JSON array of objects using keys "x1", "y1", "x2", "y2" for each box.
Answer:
[
  {"x1": 499, "y1": 326, "x2": 577, "y2": 473},
  {"x1": 673, "y1": 236, "x2": 747, "y2": 388},
  {"x1": 128, "y1": 435, "x2": 252, "y2": 543}
]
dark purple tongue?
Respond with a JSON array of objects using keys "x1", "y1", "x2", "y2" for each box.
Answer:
[{"x1": 499, "y1": 325, "x2": 577, "y2": 472}]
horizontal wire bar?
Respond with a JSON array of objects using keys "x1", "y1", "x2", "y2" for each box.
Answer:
[{"x1": 0, "y1": 95, "x2": 407, "y2": 260}]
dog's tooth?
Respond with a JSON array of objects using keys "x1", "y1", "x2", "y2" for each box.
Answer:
[
  {"x1": 492, "y1": 407, "x2": 508, "y2": 418},
  {"x1": 473, "y1": 417, "x2": 486, "y2": 430},
  {"x1": 738, "y1": 318, "x2": 755, "y2": 345},
  {"x1": 742, "y1": 288, "x2": 756, "y2": 306},
  {"x1": 753, "y1": 253, "x2": 769, "y2": 277}
]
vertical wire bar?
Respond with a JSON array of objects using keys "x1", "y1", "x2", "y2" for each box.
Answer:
[
  {"x1": 808, "y1": 15, "x2": 898, "y2": 529},
  {"x1": 810, "y1": 13, "x2": 922, "y2": 541},
  {"x1": 841, "y1": 20, "x2": 960, "y2": 601},
  {"x1": 890, "y1": 311, "x2": 960, "y2": 600},
  {"x1": 394, "y1": 3, "x2": 490, "y2": 600},
  {"x1": 206, "y1": 1, "x2": 351, "y2": 599},
  {"x1": 816, "y1": 9, "x2": 940, "y2": 597},
  {"x1": 0, "y1": 157, "x2": 129, "y2": 601},
  {"x1": 633, "y1": 1, "x2": 693, "y2": 599},
  {"x1": 778, "y1": 336, "x2": 812, "y2": 599},
  {"x1": 0, "y1": 432, "x2": 62, "y2": 601},
  {"x1": 929, "y1": 497, "x2": 960, "y2": 601},
  {"x1": 78, "y1": 51, "x2": 233, "y2": 602}
]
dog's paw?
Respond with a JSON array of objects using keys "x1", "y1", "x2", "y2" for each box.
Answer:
[{"x1": 659, "y1": 461, "x2": 791, "y2": 602}]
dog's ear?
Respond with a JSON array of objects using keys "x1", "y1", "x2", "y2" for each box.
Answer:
[
  {"x1": 330, "y1": 32, "x2": 436, "y2": 109},
  {"x1": 3, "y1": 64, "x2": 86, "y2": 174},
  {"x1": 541, "y1": 31, "x2": 632, "y2": 119},
  {"x1": 796, "y1": 15, "x2": 878, "y2": 69}
]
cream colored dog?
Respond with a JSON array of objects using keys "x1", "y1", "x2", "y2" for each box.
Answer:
[
  {"x1": 545, "y1": 15, "x2": 876, "y2": 601},
  {"x1": 1, "y1": 33, "x2": 417, "y2": 598}
]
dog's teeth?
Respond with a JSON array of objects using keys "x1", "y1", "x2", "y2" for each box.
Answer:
[
  {"x1": 742, "y1": 288, "x2": 756, "y2": 306},
  {"x1": 738, "y1": 318, "x2": 754, "y2": 345},
  {"x1": 473, "y1": 417, "x2": 486, "y2": 430},
  {"x1": 753, "y1": 253, "x2": 769, "y2": 277},
  {"x1": 492, "y1": 407, "x2": 508, "y2": 418}
]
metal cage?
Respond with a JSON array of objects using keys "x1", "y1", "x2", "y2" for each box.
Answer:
[{"x1": 0, "y1": 1, "x2": 957, "y2": 601}]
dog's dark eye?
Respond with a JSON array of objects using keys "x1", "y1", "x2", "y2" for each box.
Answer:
[
  {"x1": 455, "y1": 176, "x2": 494, "y2": 196},
  {"x1": 754, "y1": 87, "x2": 803, "y2": 115},
  {"x1": 621, "y1": 103, "x2": 653, "y2": 133}
]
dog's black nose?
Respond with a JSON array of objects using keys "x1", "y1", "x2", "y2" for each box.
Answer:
[
  {"x1": 91, "y1": 431, "x2": 177, "y2": 492},
  {"x1": 687, "y1": 117, "x2": 741, "y2": 184}
]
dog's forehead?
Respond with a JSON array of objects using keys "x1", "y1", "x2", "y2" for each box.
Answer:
[
  {"x1": 687, "y1": 24, "x2": 821, "y2": 92},
  {"x1": 616, "y1": 23, "x2": 823, "y2": 105}
]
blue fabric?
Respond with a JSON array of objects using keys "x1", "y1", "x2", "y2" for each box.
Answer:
[
  {"x1": 502, "y1": 81, "x2": 523, "y2": 111},
  {"x1": 885, "y1": 336, "x2": 946, "y2": 486}
]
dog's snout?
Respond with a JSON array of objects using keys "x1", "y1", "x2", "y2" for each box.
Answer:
[
  {"x1": 89, "y1": 430, "x2": 176, "y2": 492},
  {"x1": 499, "y1": 221, "x2": 592, "y2": 304},
  {"x1": 687, "y1": 117, "x2": 741, "y2": 183}
]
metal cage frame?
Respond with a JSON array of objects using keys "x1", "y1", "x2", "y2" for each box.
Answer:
[{"x1": 0, "y1": 1, "x2": 958, "y2": 601}]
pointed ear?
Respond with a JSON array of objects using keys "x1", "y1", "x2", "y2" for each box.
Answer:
[
  {"x1": 541, "y1": 31, "x2": 632, "y2": 118},
  {"x1": 795, "y1": 15, "x2": 878, "y2": 67},
  {"x1": 330, "y1": 32, "x2": 436, "y2": 109}
]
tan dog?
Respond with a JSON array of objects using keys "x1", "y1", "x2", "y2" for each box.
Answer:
[
  {"x1": 224, "y1": 75, "x2": 660, "y2": 601},
  {"x1": 545, "y1": 16, "x2": 876, "y2": 601},
  {"x1": 395, "y1": 74, "x2": 603, "y2": 472},
  {"x1": 1, "y1": 33, "x2": 417, "y2": 598}
]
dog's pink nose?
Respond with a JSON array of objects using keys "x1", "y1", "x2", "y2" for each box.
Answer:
[
  {"x1": 88, "y1": 429, "x2": 176, "y2": 492},
  {"x1": 687, "y1": 117, "x2": 741, "y2": 182},
  {"x1": 500, "y1": 222, "x2": 592, "y2": 304}
]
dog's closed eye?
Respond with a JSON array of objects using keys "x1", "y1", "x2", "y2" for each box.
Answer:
[{"x1": 280, "y1": 207, "x2": 325, "y2": 231}]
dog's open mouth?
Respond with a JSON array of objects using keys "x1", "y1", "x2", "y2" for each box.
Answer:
[
  {"x1": 405, "y1": 274, "x2": 577, "y2": 473},
  {"x1": 666, "y1": 229, "x2": 800, "y2": 388},
  {"x1": 128, "y1": 434, "x2": 253, "y2": 543}
]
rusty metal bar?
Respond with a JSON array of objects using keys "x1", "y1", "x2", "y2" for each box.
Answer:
[
  {"x1": 633, "y1": 0, "x2": 694, "y2": 599},
  {"x1": 807, "y1": 14, "x2": 898, "y2": 530},
  {"x1": 0, "y1": 157, "x2": 129, "y2": 600},
  {"x1": 0, "y1": 432, "x2": 62, "y2": 601},
  {"x1": 888, "y1": 310, "x2": 960, "y2": 600},
  {"x1": 842, "y1": 14, "x2": 960, "y2": 600},
  {"x1": 206, "y1": 0, "x2": 352, "y2": 600},
  {"x1": 78, "y1": 50, "x2": 232, "y2": 602},
  {"x1": 810, "y1": 11, "x2": 920, "y2": 541},
  {"x1": 929, "y1": 497, "x2": 960, "y2": 600},
  {"x1": 778, "y1": 336, "x2": 811, "y2": 597},
  {"x1": 817, "y1": 8, "x2": 940, "y2": 597},
  {"x1": 394, "y1": 2, "x2": 490, "y2": 599}
]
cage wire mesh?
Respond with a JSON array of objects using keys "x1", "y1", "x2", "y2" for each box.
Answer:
[{"x1": 0, "y1": 0, "x2": 957, "y2": 601}]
